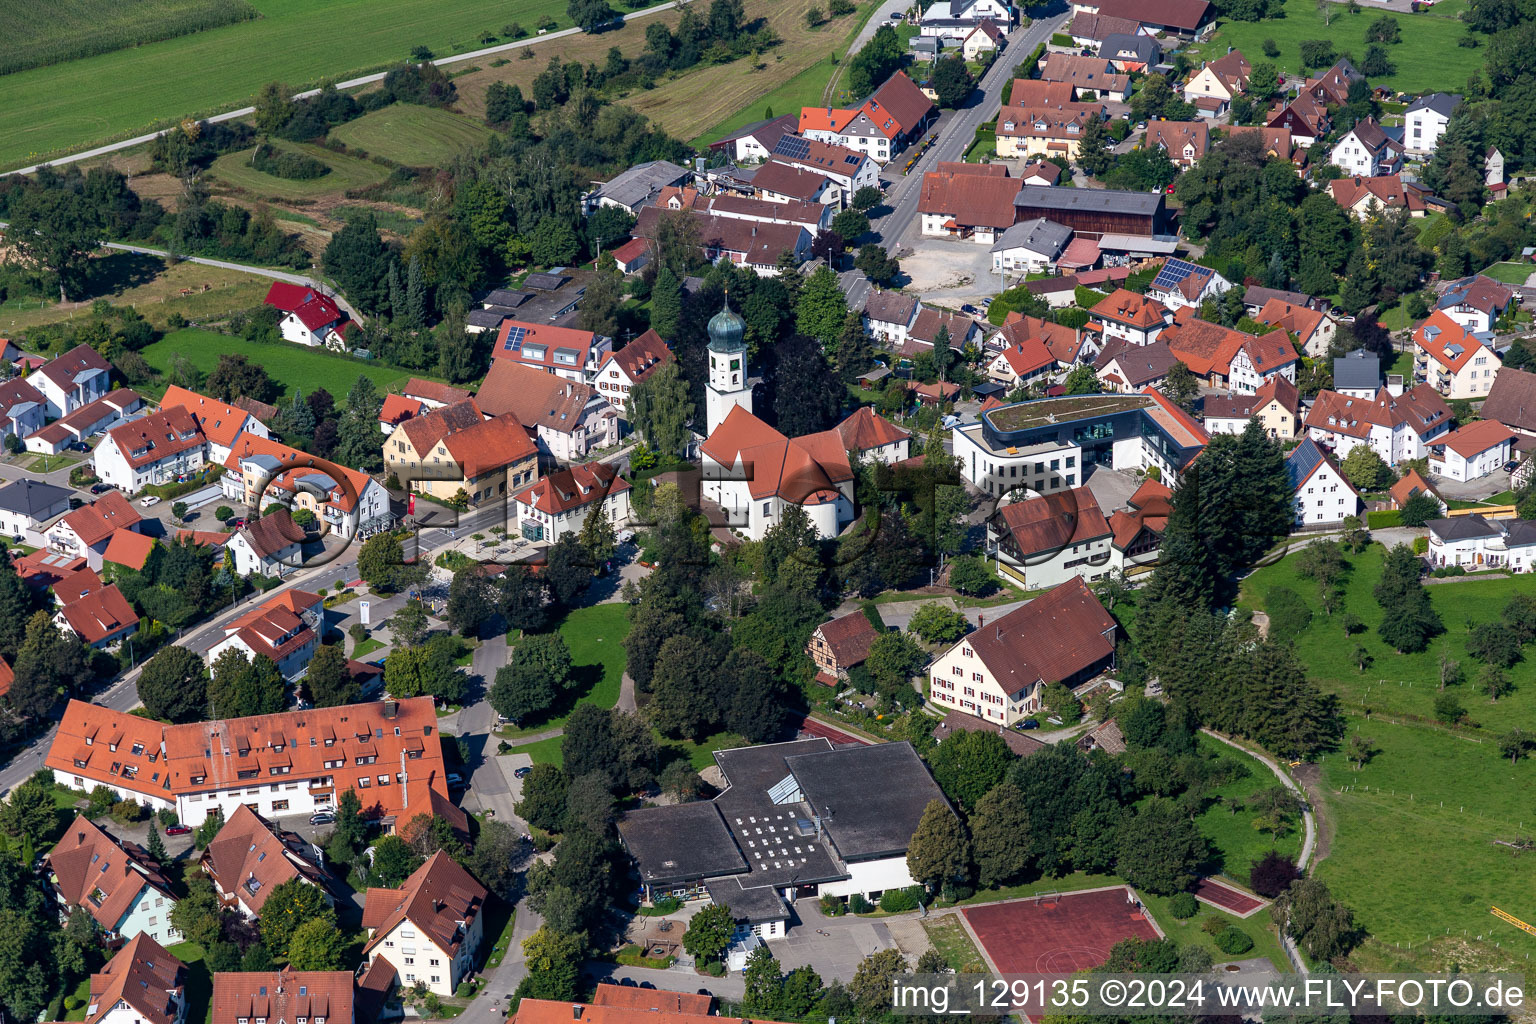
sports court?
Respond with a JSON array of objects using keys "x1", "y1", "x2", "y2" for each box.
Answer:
[
  {"x1": 1194, "y1": 877, "x2": 1268, "y2": 918},
  {"x1": 962, "y1": 887, "x2": 1163, "y2": 974}
]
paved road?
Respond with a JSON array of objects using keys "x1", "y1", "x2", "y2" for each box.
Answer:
[
  {"x1": 1202, "y1": 728, "x2": 1318, "y2": 872},
  {"x1": 869, "y1": 10, "x2": 1067, "y2": 255},
  {"x1": 1, "y1": 2, "x2": 685, "y2": 177}
]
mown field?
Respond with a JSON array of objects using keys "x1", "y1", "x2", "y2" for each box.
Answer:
[
  {"x1": 0, "y1": 0, "x2": 666, "y2": 170},
  {"x1": 1199, "y1": 0, "x2": 1483, "y2": 95},
  {"x1": 0, "y1": 0, "x2": 256, "y2": 77},
  {"x1": 140, "y1": 327, "x2": 413, "y2": 398},
  {"x1": 1239, "y1": 543, "x2": 1536, "y2": 969},
  {"x1": 0, "y1": 252, "x2": 270, "y2": 332},
  {"x1": 327, "y1": 105, "x2": 493, "y2": 166},
  {"x1": 208, "y1": 138, "x2": 391, "y2": 200},
  {"x1": 1192, "y1": 735, "x2": 1304, "y2": 878}
]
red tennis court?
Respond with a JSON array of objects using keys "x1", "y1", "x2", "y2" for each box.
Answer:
[
  {"x1": 1194, "y1": 878, "x2": 1267, "y2": 917},
  {"x1": 962, "y1": 887, "x2": 1162, "y2": 974}
]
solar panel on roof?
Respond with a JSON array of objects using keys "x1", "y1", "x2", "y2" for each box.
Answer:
[
  {"x1": 776, "y1": 136, "x2": 811, "y2": 160},
  {"x1": 1151, "y1": 258, "x2": 1201, "y2": 291},
  {"x1": 503, "y1": 325, "x2": 527, "y2": 351}
]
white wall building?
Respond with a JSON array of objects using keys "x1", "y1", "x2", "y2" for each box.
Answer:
[{"x1": 1285, "y1": 439, "x2": 1359, "y2": 527}]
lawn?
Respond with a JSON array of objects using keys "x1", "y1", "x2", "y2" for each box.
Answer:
[
  {"x1": 62, "y1": 974, "x2": 91, "y2": 1022},
  {"x1": 165, "y1": 941, "x2": 213, "y2": 1024},
  {"x1": 506, "y1": 732, "x2": 565, "y2": 765},
  {"x1": 208, "y1": 139, "x2": 391, "y2": 200},
  {"x1": 1477, "y1": 261, "x2": 1533, "y2": 286},
  {"x1": 328, "y1": 105, "x2": 493, "y2": 166},
  {"x1": 1387, "y1": 349, "x2": 1414, "y2": 379},
  {"x1": 1206, "y1": 0, "x2": 1482, "y2": 94},
  {"x1": 922, "y1": 914, "x2": 987, "y2": 972},
  {"x1": 495, "y1": 603, "x2": 631, "y2": 741},
  {"x1": 1239, "y1": 543, "x2": 1536, "y2": 969},
  {"x1": 140, "y1": 328, "x2": 414, "y2": 400},
  {"x1": 0, "y1": 0, "x2": 672, "y2": 170},
  {"x1": 352, "y1": 636, "x2": 386, "y2": 659},
  {"x1": 1191, "y1": 734, "x2": 1303, "y2": 879}
]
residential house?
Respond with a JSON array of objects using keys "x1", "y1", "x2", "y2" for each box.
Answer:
[
  {"x1": 699, "y1": 405, "x2": 858, "y2": 540},
  {"x1": 362, "y1": 851, "x2": 487, "y2": 998},
  {"x1": 1228, "y1": 125, "x2": 1295, "y2": 161},
  {"x1": 1182, "y1": 49, "x2": 1250, "y2": 116},
  {"x1": 160, "y1": 385, "x2": 272, "y2": 463},
  {"x1": 1090, "y1": 0, "x2": 1213, "y2": 37},
  {"x1": 1105, "y1": 476, "x2": 1171, "y2": 570},
  {"x1": 995, "y1": 312, "x2": 1097, "y2": 367},
  {"x1": 1162, "y1": 314, "x2": 1297, "y2": 392},
  {"x1": 585, "y1": 159, "x2": 691, "y2": 213},
  {"x1": 45, "y1": 491, "x2": 144, "y2": 572},
  {"x1": 995, "y1": 98, "x2": 1103, "y2": 159},
  {"x1": 490, "y1": 319, "x2": 612, "y2": 384},
  {"x1": 988, "y1": 335, "x2": 1058, "y2": 389},
  {"x1": 700, "y1": 194, "x2": 834, "y2": 234},
  {"x1": 1404, "y1": 92, "x2": 1462, "y2": 157},
  {"x1": 1285, "y1": 438, "x2": 1359, "y2": 527},
  {"x1": 403, "y1": 379, "x2": 474, "y2": 410},
  {"x1": 906, "y1": 305, "x2": 982, "y2": 354},
  {"x1": 591, "y1": 329, "x2": 675, "y2": 416},
  {"x1": 1038, "y1": 54, "x2": 1130, "y2": 101},
  {"x1": 1426, "y1": 515, "x2": 1536, "y2": 570},
  {"x1": 1099, "y1": 33, "x2": 1161, "y2": 73},
  {"x1": 835, "y1": 406, "x2": 911, "y2": 463},
  {"x1": 383, "y1": 398, "x2": 522, "y2": 505},
  {"x1": 1147, "y1": 257, "x2": 1231, "y2": 311},
  {"x1": 0, "y1": 479, "x2": 71, "y2": 544},
  {"x1": 863, "y1": 290, "x2": 921, "y2": 345},
  {"x1": 1487, "y1": 146, "x2": 1506, "y2": 188},
  {"x1": 769, "y1": 136, "x2": 881, "y2": 191},
  {"x1": 1436, "y1": 274, "x2": 1516, "y2": 333},
  {"x1": 210, "y1": 969, "x2": 354, "y2": 1024},
  {"x1": 0, "y1": 376, "x2": 46, "y2": 442},
  {"x1": 92, "y1": 406, "x2": 206, "y2": 494},
  {"x1": 1243, "y1": 286, "x2": 1316, "y2": 315},
  {"x1": 1267, "y1": 92, "x2": 1329, "y2": 147},
  {"x1": 1390, "y1": 469, "x2": 1444, "y2": 513},
  {"x1": 512, "y1": 462, "x2": 632, "y2": 544},
  {"x1": 988, "y1": 487, "x2": 1113, "y2": 589},
  {"x1": 47, "y1": 695, "x2": 464, "y2": 831},
  {"x1": 1334, "y1": 349, "x2": 1385, "y2": 398},
  {"x1": 807, "y1": 610, "x2": 883, "y2": 686},
  {"x1": 1304, "y1": 385, "x2": 1453, "y2": 465},
  {"x1": 1144, "y1": 120, "x2": 1210, "y2": 168},
  {"x1": 54, "y1": 581, "x2": 137, "y2": 648},
  {"x1": 263, "y1": 282, "x2": 351, "y2": 349},
  {"x1": 380, "y1": 394, "x2": 426, "y2": 435},
  {"x1": 918, "y1": 168, "x2": 1022, "y2": 243},
  {"x1": 1068, "y1": 11, "x2": 1141, "y2": 47},
  {"x1": 205, "y1": 590, "x2": 324, "y2": 681},
  {"x1": 1089, "y1": 289, "x2": 1172, "y2": 346},
  {"x1": 27, "y1": 343, "x2": 111, "y2": 419},
  {"x1": 24, "y1": 389, "x2": 143, "y2": 456},
  {"x1": 798, "y1": 72, "x2": 936, "y2": 163},
  {"x1": 920, "y1": 0, "x2": 1013, "y2": 40},
  {"x1": 1019, "y1": 161, "x2": 1063, "y2": 186},
  {"x1": 102, "y1": 529, "x2": 157, "y2": 574},
  {"x1": 635, "y1": 206, "x2": 813, "y2": 274},
  {"x1": 80, "y1": 933, "x2": 187, "y2": 1024},
  {"x1": 750, "y1": 161, "x2": 842, "y2": 205},
  {"x1": 475, "y1": 359, "x2": 620, "y2": 462},
  {"x1": 1482, "y1": 366, "x2": 1536, "y2": 436},
  {"x1": 933, "y1": 709, "x2": 1046, "y2": 757},
  {"x1": 1254, "y1": 298, "x2": 1336, "y2": 358},
  {"x1": 1414, "y1": 310, "x2": 1500, "y2": 399},
  {"x1": 927, "y1": 577, "x2": 1116, "y2": 726},
  {"x1": 1304, "y1": 57, "x2": 1365, "y2": 105},
  {"x1": 1328, "y1": 175, "x2": 1427, "y2": 219},
  {"x1": 45, "y1": 815, "x2": 180, "y2": 944},
  {"x1": 1093, "y1": 339, "x2": 1178, "y2": 393},
  {"x1": 1202, "y1": 375, "x2": 1300, "y2": 438},
  {"x1": 1329, "y1": 118, "x2": 1403, "y2": 178},
  {"x1": 201, "y1": 804, "x2": 335, "y2": 918},
  {"x1": 224, "y1": 509, "x2": 307, "y2": 578},
  {"x1": 989, "y1": 217, "x2": 1073, "y2": 273},
  {"x1": 706, "y1": 114, "x2": 800, "y2": 163},
  {"x1": 1428, "y1": 419, "x2": 1517, "y2": 482},
  {"x1": 962, "y1": 19, "x2": 1005, "y2": 59},
  {"x1": 222, "y1": 434, "x2": 388, "y2": 540}
]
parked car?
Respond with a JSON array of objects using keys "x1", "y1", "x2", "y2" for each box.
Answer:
[
  {"x1": 514, "y1": 766, "x2": 533, "y2": 778},
  {"x1": 164, "y1": 824, "x2": 192, "y2": 836},
  {"x1": 230, "y1": 517, "x2": 246, "y2": 528},
  {"x1": 89, "y1": 482, "x2": 113, "y2": 494},
  {"x1": 960, "y1": 303, "x2": 978, "y2": 314},
  {"x1": 309, "y1": 811, "x2": 336, "y2": 825},
  {"x1": 447, "y1": 772, "x2": 464, "y2": 787},
  {"x1": 1017, "y1": 718, "x2": 1040, "y2": 730},
  {"x1": 67, "y1": 441, "x2": 89, "y2": 453},
  {"x1": 139, "y1": 495, "x2": 161, "y2": 507}
]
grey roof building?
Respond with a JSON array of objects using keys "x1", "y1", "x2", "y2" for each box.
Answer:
[
  {"x1": 990, "y1": 217, "x2": 1073, "y2": 261},
  {"x1": 1098, "y1": 33, "x2": 1161, "y2": 67},
  {"x1": 586, "y1": 160, "x2": 691, "y2": 214},
  {"x1": 1333, "y1": 349, "x2": 1382, "y2": 395},
  {"x1": 0, "y1": 479, "x2": 73, "y2": 533},
  {"x1": 1405, "y1": 92, "x2": 1463, "y2": 119}
]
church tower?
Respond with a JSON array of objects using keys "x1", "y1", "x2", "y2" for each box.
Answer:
[{"x1": 705, "y1": 293, "x2": 751, "y2": 435}]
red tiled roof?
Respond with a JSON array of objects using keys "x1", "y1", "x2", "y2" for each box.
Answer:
[
  {"x1": 1254, "y1": 374, "x2": 1300, "y2": 415},
  {"x1": 1241, "y1": 330, "x2": 1299, "y2": 376},
  {"x1": 1482, "y1": 367, "x2": 1536, "y2": 432},
  {"x1": 86, "y1": 932, "x2": 185, "y2": 1024},
  {"x1": 1305, "y1": 385, "x2": 1452, "y2": 440},
  {"x1": 836, "y1": 407, "x2": 909, "y2": 452},
  {"x1": 33, "y1": 344, "x2": 109, "y2": 393},
  {"x1": 607, "y1": 329, "x2": 674, "y2": 384},
  {"x1": 1228, "y1": 125, "x2": 1292, "y2": 156},
  {"x1": 814, "y1": 610, "x2": 881, "y2": 667},
  {"x1": 46, "y1": 815, "x2": 176, "y2": 932},
  {"x1": 176, "y1": 530, "x2": 232, "y2": 548},
  {"x1": 105, "y1": 406, "x2": 205, "y2": 470},
  {"x1": 1096, "y1": 0, "x2": 1211, "y2": 31},
  {"x1": 441, "y1": 414, "x2": 539, "y2": 478},
  {"x1": 223, "y1": 434, "x2": 375, "y2": 513},
  {"x1": 202, "y1": 804, "x2": 330, "y2": 914},
  {"x1": 514, "y1": 462, "x2": 630, "y2": 516},
  {"x1": 403, "y1": 378, "x2": 474, "y2": 406},
  {"x1": 591, "y1": 983, "x2": 713, "y2": 1014},
  {"x1": 362, "y1": 850, "x2": 486, "y2": 958},
  {"x1": 159, "y1": 386, "x2": 261, "y2": 447},
  {"x1": 1414, "y1": 310, "x2": 1490, "y2": 373},
  {"x1": 699, "y1": 406, "x2": 852, "y2": 503},
  {"x1": 236, "y1": 508, "x2": 308, "y2": 559},
  {"x1": 1328, "y1": 175, "x2": 1426, "y2": 214},
  {"x1": 59, "y1": 583, "x2": 136, "y2": 645},
  {"x1": 1145, "y1": 119, "x2": 1210, "y2": 159},
  {"x1": 861, "y1": 71, "x2": 934, "y2": 138},
  {"x1": 1039, "y1": 54, "x2": 1131, "y2": 95},
  {"x1": 102, "y1": 529, "x2": 156, "y2": 572},
  {"x1": 999, "y1": 313, "x2": 1085, "y2": 364},
  {"x1": 395, "y1": 398, "x2": 485, "y2": 455},
  {"x1": 999, "y1": 336, "x2": 1056, "y2": 378},
  {"x1": 56, "y1": 491, "x2": 142, "y2": 548},
  {"x1": 1163, "y1": 314, "x2": 1249, "y2": 377},
  {"x1": 933, "y1": 709, "x2": 1047, "y2": 758},
  {"x1": 994, "y1": 487, "x2": 1110, "y2": 559},
  {"x1": 212, "y1": 968, "x2": 352, "y2": 1024},
  {"x1": 1010, "y1": 79, "x2": 1075, "y2": 106},
  {"x1": 1091, "y1": 289, "x2": 1170, "y2": 330},
  {"x1": 964, "y1": 577, "x2": 1117, "y2": 690},
  {"x1": 0, "y1": 376, "x2": 44, "y2": 417},
  {"x1": 380, "y1": 393, "x2": 426, "y2": 429},
  {"x1": 1390, "y1": 468, "x2": 1440, "y2": 507},
  {"x1": 611, "y1": 237, "x2": 650, "y2": 267},
  {"x1": 491, "y1": 319, "x2": 599, "y2": 368},
  {"x1": 263, "y1": 282, "x2": 344, "y2": 333},
  {"x1": 1437, "y1": 419, "x2": 1516, "y2": 458},
  {"x1": 475, "y1": 360, "x2": 602, "y2": 434},
  {"x1": 13, "y1": 548, "x2": 89, "y2": 589},
  {"x1": 799, "y1": 107, "x2": 859, "y2": 134},
  {"x1": 748, "y1": 161, "x2": 834, "y2": 201}
]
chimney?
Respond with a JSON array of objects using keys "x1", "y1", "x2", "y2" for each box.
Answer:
[{"x1": 978, "y1": 613, "x2": 985, "y2": 629}]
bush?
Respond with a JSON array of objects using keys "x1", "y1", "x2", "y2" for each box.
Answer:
[
  {"x1": 849, "y1": 893, "x2": 875, "y2": 914},
  {"x1": 1265, "y1": 586, "x2": 1312, "y2": 637},
  {"x1": 820, "y1": 894, "x2": 847, "y2": 916},
  {"x1": 110, "y1": 799, "x2": 148, "y2": 824},
  {"x1": 1250, "y1": 851, "x2": 1301, "y2": 897},
  {"x1": 249, "y1": 143, "x2": 330, "y2": 181},
  {"x1": 653, "y1": 895, "x2": 681, "y2": 914},
  {"x1": 1366, "y1": 510, "x2": 1402, "y2": 528},
  {"x1": 1201, "y1": 916, "x2": 1227, "y2": 936},
  {"x1": 1214, "y1": 926, "x2": 1254, "y2": 955},
  {"x1": 879, "y1": 887, "x2": 921, "y2": 913},
  {"x1": 1412, "y1": 536, "x2": 1429, "y2": 555},
  {"x1": 1168, "y1": 892, "x2": 1199, "y2": 919}
]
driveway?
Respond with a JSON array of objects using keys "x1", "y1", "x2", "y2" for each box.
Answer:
[{"x1": 767, "y1": 899, "x2": 902, "y2": 982}]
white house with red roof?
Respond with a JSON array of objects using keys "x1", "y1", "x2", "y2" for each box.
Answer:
[
  {"x1": 263, "y1": 282, "x2": 351, "y2": 348},
  {"x1": 491, "y1": 319, "x2": 613, "y2": 384},
  {"x1": 206, "y1": 590, "x2": 324, "y2": 680},
  {"x1": 1089, "y1": 289, "x2": 1172, "y2": 347},
  {"x1": 24, "y1": 389, "x2": 144, "y2": 456},
  {"x1": 1436, "y1": 274, "x2": 1516, "y2": 334},
  {"x1": 513, "y1": 462, "x2": 632, "y2": 544},
  {"x1": 222, "y1": 434, "x2": 387, "y2": 540},
  {"x1": 987, "y1": 335, "x2": 1059, "y2": 389},
  {"x1": 1413, "y1": 310, "x2": 1500, "y2": 400},
  {"x1": 836, "y1": 406, "x2": 910, "y2": 464},
  {"x1": 987, "y1": 487, "x2": 1114, "y2": 589},
  {"x1": 27, "y1": 343, "x2": 111, "y2": 419},
  {"x1": 45, "y1": 491, "x2": 145, "y2": 572},
  {"x1": 1428, "y1": 420, "x2": 1517, "y2": 482},
  {"x1": 92, "y1": 406, "x2": 208, "y2": 494},
  {"x1": 45, "y1": 817, "x2": 182, "y2": 944},
  {"x1": 1304, "y1": 386, "x2": 1453, "y2": 465},
  {"x1": 0, "y1": 376, "x2": 46, "y2": 442},
  {"x1": 55, "y1": 582, "x2": 138, "y2": 649},
  {"x1": 590, "y1": 329, "x2": 675, "y2": 416},
  {"x1": 701, "y1": 406, "x2": 857, "y2": 540},
  {"x1": 798, "y1": 72, "x2": 936, "y2": 164},
  {"x1": 159, "y1": 386, "x2": 271, "y2": 463},
  {"x1": 361, "y1": 850, "x2": 487, "y2": 997},
  {"x1": 80, "y1": 932, "x2": 188, "y2": 1024}
]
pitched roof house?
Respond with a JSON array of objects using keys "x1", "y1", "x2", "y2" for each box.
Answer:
[
  {"x1": 475, "y1": 359, "x2": 621, "y2": 462},
  {"x1": 1144, "y1": 119, "x2": 1210, "y2": 167},
  {"x1": 591, "y1": 329, "x2": 675, "y2": 413},
  {"x1": 1038, "y1": 54, "x2": 1131, "y2": 100},
  {"x1": 1089, "y1": 289, "x2": 1172, "y2": 346},
  {"x1": 917, "y1": 169, "x2": 1023, "y2": 243},
  {"x1": 45, "y1": 491, "x2": 144, "y2": 572},
  {"x1": 807, "y1": 610, "x2": 883, "y2": 685},
  {"x1": 205, "y1": 589, "x2": 325, "y2": 681},
  {"x1": 46, "y1": 815, "x2": 180, "y2": 943},
  {"x1": 362, "y1": 851, "x2": 488, "y2": 997},
  {"x1": 221, "y1": 434, "x2": 387, "y2": 541},
  {"x1": 1328, "y1": 175, "x2": 1427, "y2": 219},
  {"x1": 1428, "y1": 419, "x2": 1517, "y2": 483},
  {"x1": 27, "y1": 343, "x2": 111, "y2": 419},
  {"x1": 1304, "y1": 386, "x2": 1453, "y2": 465},
  {"x1": 1183, "y1": 49, "x2": 1250, "y2": 112},
  {"x1": 1254, "y1": 298, "x2": 1336, "y2": 358},
  {"x1": 490, "y1": 319, "x2": 612, "y2": 383},
  {"x1": 200, "y1": 804, "x2": 335, "y2": 918},
  {"x1": 210, "y1": 968, "x2": 353, "y2": 1024},
  {"x1": 263, "y1": 282, "x2": 349, "y2": 349},
  {"x1": 159, "y1": 385, "x2": 272, "y2": 462},
  {"x1": 512, "y1": 462, "x2": 633, "y2": 546},
  {"x1": 1481, "y1": 366, "x2": 1536, "y2": 436},
  {"x1": 699, "y1": 405, "x2": 857, "y2": 541},
  {"x1": 1093, "y1": 339, "x2": 1179, "y2": 392},
  {"x1": 1329, "y1": 117, "x2": 1404, "y2": 178},
  {"x1": 1285, "y1": 437, "x2": 1359, "y2": 526},
  {"x1": 224, "y1": 509, "x2": 307, "y2": 578},
  {"x1": 92, "y1": 405, "x2": 207, "y2": 495},
  {"x1": 82, "y1": 932, "x2": 187, "y2": 1024},
  {"x1": 1413, "y1": 310, "x2": 1499, "y2": 399},
  {"x1": 1436, "y1": 274, "x2": 1516, "y2": 334}
]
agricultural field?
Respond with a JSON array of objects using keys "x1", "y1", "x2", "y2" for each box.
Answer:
[
  {"x1": 0, "y1": 253, "x2": 270, "y2": 333},
  {"x1": 1202, "y1": 0, "x2": 1482, "y2": 95},
  {"x1": 0, "y1": 0, "x2": 256, "y2": 77},
  {"x1": 0, "y1": 0, "x2": 668, "y2": 171},
  {"x1": 139, "y1": 328, "x2": 414, "y2": 399},
  {"x1": 207, "y1": 139, "x2": 391, "y2": 200},
  {"x1": 328, "y1": 105, "x2": 493, "y2": 166},
  {"x1": 1239, "y1": 544, "x2": 1536, "y2": 969}
]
